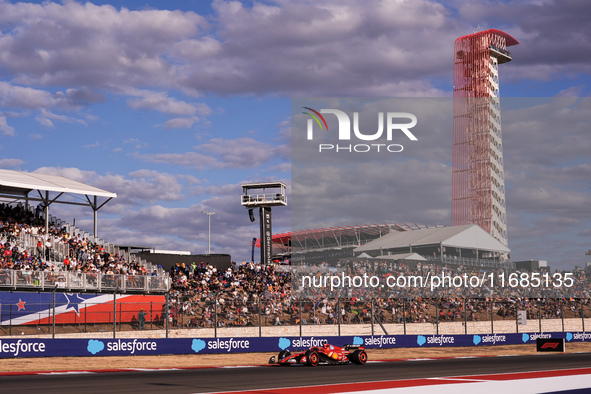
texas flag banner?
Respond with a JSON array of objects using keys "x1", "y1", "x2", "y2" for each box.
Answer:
[{"x1": 0, "y1": 292, "x2": 165, "y2": 325}]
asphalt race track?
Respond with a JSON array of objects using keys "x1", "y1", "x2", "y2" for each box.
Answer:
[{"x1": 2, "y1": 353, "x2": 591, "y2": 394}]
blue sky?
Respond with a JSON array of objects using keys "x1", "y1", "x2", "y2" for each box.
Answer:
[{"x1": 0, "y1": 0, "x2": 589, "y2": 269}]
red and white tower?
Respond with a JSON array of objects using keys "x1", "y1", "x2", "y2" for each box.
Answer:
[{"x1": 452, "y1": 29, "x2": 518, "y2": 247}]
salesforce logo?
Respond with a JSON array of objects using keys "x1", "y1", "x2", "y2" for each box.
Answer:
[
  {"x1": 278, "y1": 338, "x2": 291, "y2": 350},
  {"x1": 87, "y1": 339, "x2": 105, "y2": 355},
  {"x1": 192, "y1": 339, "x2": 206, "y2": 353}
]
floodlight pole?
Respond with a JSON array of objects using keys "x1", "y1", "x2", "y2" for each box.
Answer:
[{"x1": 202, "y1": 211, "x2": 215, "y2": 255}]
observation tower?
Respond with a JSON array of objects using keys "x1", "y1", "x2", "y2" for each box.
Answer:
[{"x1": 452, "y1": 29, "x2": 518, "y2": 247}]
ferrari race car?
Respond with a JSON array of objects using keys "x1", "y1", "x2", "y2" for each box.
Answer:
[{"x1": 269, "y1": 342, "x2": 367, "y2": 366}]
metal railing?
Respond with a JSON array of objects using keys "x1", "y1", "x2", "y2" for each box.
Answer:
[
  {"x1": 1, "y1": 294, "x2": 589, "y2": 338},
  {"x1": 0, "y1": 269, "x2": 169, "y2": 293}
]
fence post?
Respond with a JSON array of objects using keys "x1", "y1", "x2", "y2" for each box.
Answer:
[
  {"x1": 337, "y1": 298, "x2": 340, "y2": 337},
  {"x1": 258, "y1": 295, "x2": 262, "y2": 338},
  {"x1": 464, "y1": 298, "x2": 467, "y2": 335},
  {"x1": 403, "y1": 299, "x2": 406, "y2": 335},
  {"x1": 113, "y1": 289, "x2": 117, "y2": 339},
  {"x1": 371, "y1": 298, "x2": 374, "y2": 336},
  {"x1": 516, "y1": 306, "x2": 519, "y2": 334},
  {"x1": 561, "y1": 302, "x2": 564, "y2": 332},
  {"x1": 165, "y1": 291, "x2": 169, "y2": 339},
  {"x1": 214, "y1": 292, "x2": 218, "y2": 338},
  {"x1": 538, "y1": 303, "x2": 542, "y2": 333},
  {"x1": 582, "y1": 304, "x2": 585, "y2": 333},
  {"x1": 52, "y1": 286, "x2": 56, "y2": 339},
  {"x1": 9, "y1": 304, "x2": 12, "y2": 336},
  {"x1": 435, "y1": 301, "x2": 439, "y2": 335},
  {"x1": 490, "y1": 299, "x2": 494, "y2": 334},
  {"x1": 299, "y1": 298, "x2": 302, "y2": 337}
]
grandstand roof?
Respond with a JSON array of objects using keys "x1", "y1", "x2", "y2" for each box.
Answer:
[
  {"x1": 0, "y1": 169, "x2": 116, "y2": 199},
  {"x1": 354, "y1": 224, "x2": 510, "y2": 254},
  {"x1": 271, "y1": 222, "x2": 440, "y2": 251}
]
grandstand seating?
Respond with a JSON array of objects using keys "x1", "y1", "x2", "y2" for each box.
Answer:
[{"x1": 0, "y1": 202, "x2": 169, "y2": 293}]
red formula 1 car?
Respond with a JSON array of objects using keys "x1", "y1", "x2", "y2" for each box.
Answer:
[{"x1": 269, "y1": 343, "x2": 367, "y2": 367}]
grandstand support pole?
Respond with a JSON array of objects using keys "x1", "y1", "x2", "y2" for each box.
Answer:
[
  {"x1": 490, "y1": 299, "x2": 494, "y2": 334},
  {"x1": 464, "y1": 298, "x2": 467, "y2": 335},
  {"x1": 371, "y1": 299, "x2": 375, "y2": 336},
  {"x1": 44, "y1": 191, "x2": 49, "y2": 242},
  {"x1": 52, "y1": 285, "x2": 56, "y2": 339},
  {"x1": 165, "y1": 292, "x2": 169, "y2": 338},
  {"x1": 516, "y1": 307, "x2": 519, "y2": 334},
  {"x1": 582, "y1": 305, "x2": 585, "y2": 333},
  {"x1": 93, "y1": 196, "x2": 98, "y2": 242},
  {"x1": 299, "y1": 298, "x2": 302, "y2": 337},
  {"x1": 337, "y1": 298, "x2": 341, "y2": 337},
  {"x1": 258, "y1": 295, "x2": 262, "y2": 338},
  {"x1": 113, "y1": 289, "x2": 117, "y2": 339}
]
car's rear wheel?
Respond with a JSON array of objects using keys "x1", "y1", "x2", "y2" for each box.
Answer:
[
  {"x1": 349, "y1": 350, "x2": 367, "y2": 365},
  {"x1": 305, "y1": 350, "x2": 319, "y2": 367}
]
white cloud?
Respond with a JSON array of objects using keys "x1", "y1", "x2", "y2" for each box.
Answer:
[
  {"x1": 35, "y1": 109, "x2": 87, "y2": 128},
  {"x1": 156, "y1": 116, "x2": 201, "y2": 129},
  {"x1": 0, "y1": 81, "x2": 59, "y2": 109},
  {"x1": 126, "y1": 89, "x2": 210, "y2": 116},
  {"x1": 0, "y1": 116, "x2": 15, "y2": 136},
  {"x1": 137, "y1": 137, "x2": 288, "y2": 169},
  {"x1": 0, "y1": 158, "x2": 24, "y2": 167}
]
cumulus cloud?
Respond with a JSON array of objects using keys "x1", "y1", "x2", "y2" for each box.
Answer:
[
  {"x1": 32, "y1": 167, "x2": 189, "y2": 210},
  {"x1": 138, "y1": 137, "x2": 288, "y2": 169},
  {"x1": 0, "y1": 158, "x2": 24, "y2": 167},
  {"x1": 0, "y1": 0, "x2": 459, "y2": 98},
  {"x1": 0, "y1": 116, "x2": 15, "y2": 136},
  {"x1": 457, "y1": 0, "x2": 591, "y2": 83},
  {"x1": 156, "y1": 116, "x2": 201, "y2": 129},
  {"x1": 126, "y1": 89, "x2": 211, "y2": 116}
]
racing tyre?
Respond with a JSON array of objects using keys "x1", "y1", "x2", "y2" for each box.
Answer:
[
  {"x1": 350, "y1": 350, "x2": 367, "y2": 365},
  {"x1": 305, "y1": 350, "x2": 319, "y2": 367}
]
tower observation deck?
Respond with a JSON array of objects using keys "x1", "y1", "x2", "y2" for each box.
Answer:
[{"x1": 452, "y1": 29, "x2": 518, "y2": 247}]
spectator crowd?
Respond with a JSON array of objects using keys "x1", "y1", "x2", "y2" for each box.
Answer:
[
  {"x1": 0, "y1": 203, "x2": 159, "y2": 277},
  {"x1": 2, "y1": 202, "x2": 590, "y2": 330}
]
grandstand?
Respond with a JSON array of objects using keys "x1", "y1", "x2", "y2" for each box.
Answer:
[
  {"x1": 0, "y1": 169, "x2": 169, "y2": 293},
  {"x1": 270, "y1": 223, "x2": 511, "y2": 268},
  {"x1": 270, "y1": 223, "x2": 438, "y2": 263},
  {"x1": 354, "y1": 224, "x2": 511, "y2": 268}
]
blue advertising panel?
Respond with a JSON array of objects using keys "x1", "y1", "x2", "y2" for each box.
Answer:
[{"x1": 0, "y1": 331, "x2": 589, "y2": 358}]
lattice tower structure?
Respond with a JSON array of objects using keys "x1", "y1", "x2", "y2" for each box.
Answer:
[{"x1": 452, "y1": 29, "x2": 518, "y2": 247}]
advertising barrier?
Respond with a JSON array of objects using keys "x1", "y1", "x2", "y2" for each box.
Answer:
[{"x1": 1, "y1": 331, "x2": 590, "y2": 358}]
